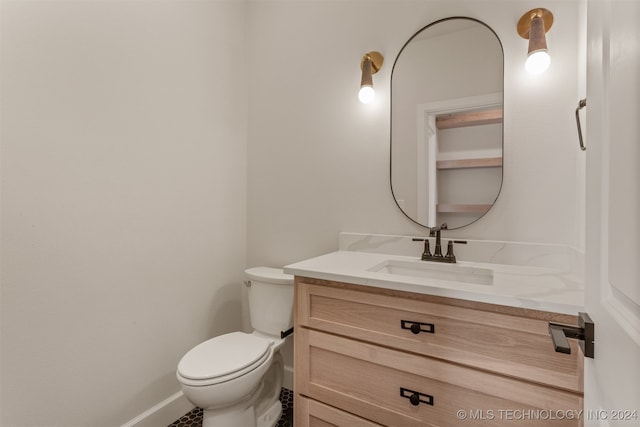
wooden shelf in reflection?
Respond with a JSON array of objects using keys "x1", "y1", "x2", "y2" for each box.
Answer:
[
  {"x1": 436, "y1": 108, "x2": 503, "y2": 129},
  {"x1": 437, "y1": 203, "x2": 492, "y2": 213},
  {"x1": 437, "y1": 157, "x2": 503, "y2": 170}
]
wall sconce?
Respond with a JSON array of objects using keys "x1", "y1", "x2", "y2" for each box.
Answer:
[
  {"x1": 517, "y1": 8, "x2": 553, "y2": 74},
  {"x1": 359, "y1": 51, "x2": 384, "y2": 104}
]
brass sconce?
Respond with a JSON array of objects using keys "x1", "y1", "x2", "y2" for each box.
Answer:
[
  {"x1": 517, "y1": 8, "x2": 553, "y2": 74},
  {"x1": 359, "y1": 51, "x2": 384, "y2": 104}
]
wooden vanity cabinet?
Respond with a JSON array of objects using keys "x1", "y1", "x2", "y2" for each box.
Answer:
[{"x1": 294, "y1": 277, "x2": 584, "y2": 427}]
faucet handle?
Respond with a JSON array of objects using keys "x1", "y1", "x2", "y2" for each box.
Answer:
[
  {"x1": 444, "y1": 241, "x2": 455, "y2": 260},
  {"x1": 423, "y1": 240, "x2": 432, "y2": 259},
  {"x1": 412, "y1": 238, "x2": 432, "y2": 260},
  {"x1": 444, "y1": 240, "x2": 467, "y2": 263}
]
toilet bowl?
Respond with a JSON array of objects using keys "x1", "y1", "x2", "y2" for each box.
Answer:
[{"x1": 176, "y1": 267, "x2": 294, "y2": 427}]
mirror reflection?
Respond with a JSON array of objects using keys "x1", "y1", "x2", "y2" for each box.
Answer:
[{"x1": 391, "y1": 18, "x2": 504, "y2": 229}]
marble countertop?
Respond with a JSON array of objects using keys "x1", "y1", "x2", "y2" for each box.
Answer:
[{"x1": 284, "y1": 250, "x2": 584, "y2": 315}]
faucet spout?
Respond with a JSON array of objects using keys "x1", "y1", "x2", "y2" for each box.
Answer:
[{"x1": 428, "y1": 223, "x2": 448, "y2": 258}]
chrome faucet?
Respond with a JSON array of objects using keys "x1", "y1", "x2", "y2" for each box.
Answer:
[{"x1": 412, "y1": 223, "x2": 467, "y2": 263}]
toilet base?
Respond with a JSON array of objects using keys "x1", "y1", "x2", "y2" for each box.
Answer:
[
  {"x1": 202, "y1": 404, "x2": 255, "y2": 427},
  {"x1": 201, "y1": 399, "x2": 282, "y2": 427},
  {"x1": 200, "y1": 352, "x2": 284, "y2": 427},
  {"x1": 257, "y1": 400, "x2": 282, "y2": 427}
]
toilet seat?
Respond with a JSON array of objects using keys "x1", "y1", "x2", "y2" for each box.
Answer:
[{"x1": 177, "y1": 332, "x2": 272, "y2": 386}]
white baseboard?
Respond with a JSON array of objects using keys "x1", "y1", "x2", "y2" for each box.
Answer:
[
  {"x1": 121, "y1": 368, "x2": 294, "y2": 427},
  {"x1": 120, "y1": 391, "x2": 194, "y2": 427}
]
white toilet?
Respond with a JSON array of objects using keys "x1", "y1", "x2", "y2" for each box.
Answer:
[{"x1": 176, "y1": 267, "x2": 294, "y2": 427}]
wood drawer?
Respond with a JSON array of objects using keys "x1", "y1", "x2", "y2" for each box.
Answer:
[
  {"x1": 296, "y1": 396, "x2": 383, "y2": 427},
  {"x1": 296, "y1": 279, "x2": 583, "y2": 393},
  {"x1": 296, "y1": 328, "x2": 583, "y2": 427}
]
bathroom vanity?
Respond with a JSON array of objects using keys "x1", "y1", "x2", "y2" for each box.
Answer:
[{"x1": 285, "y1": 234, "x2": 585, "y2": 427}]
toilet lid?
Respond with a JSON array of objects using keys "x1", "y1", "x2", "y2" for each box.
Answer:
[
  {"x1": 177, "y1": 332, "x2": 271, "y2": 381},
  {"x1": 245, "y1": 267, "x2": 293, "y2": 285}
]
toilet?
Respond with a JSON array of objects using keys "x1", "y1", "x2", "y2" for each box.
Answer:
[{"x1": 176, "y1": 267, "x2": 294, "y2": 427}]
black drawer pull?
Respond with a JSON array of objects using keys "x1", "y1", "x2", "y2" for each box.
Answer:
[
  {"x1": 401, "y1": 320, "x2": 434, "y2": 334},
  {"x1": 400, "y1": 387, "x2": 434, "y2": 406}
]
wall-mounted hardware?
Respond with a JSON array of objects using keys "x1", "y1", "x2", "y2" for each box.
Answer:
[
  {"x1": 517, "y1": 8, "x2": 554, "y2": 74},
  {"x1": 401, "y1": 320, "x2": 435, "y2": 335},
  {"x1": 400, "y1": 387, "x2": 433, "y2": 407},
  {"x1": 575, "y1": 98, "x2": 587, "y2": 151},
  {"x1": 549, "y1": 312, "x2": 594, "y2": 358},
  {"x1": 359, "y1": 51, "x2": 384, "y2": 104}
]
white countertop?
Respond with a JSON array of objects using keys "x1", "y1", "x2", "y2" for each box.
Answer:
[{"x1": 284, "y1": 250, "x2": 584, "y2": 315}]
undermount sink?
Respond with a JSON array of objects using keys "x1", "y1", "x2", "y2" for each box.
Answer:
[{"x1": 368, "y1": 259, "x2": 494, "y2": 286}]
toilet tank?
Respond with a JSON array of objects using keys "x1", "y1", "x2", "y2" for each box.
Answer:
[{"x1": 245, "y1": 267, "x2": 294, "y2": 337}]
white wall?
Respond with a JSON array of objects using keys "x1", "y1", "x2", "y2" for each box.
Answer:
[
  {"x1": 0, "y1": 1, "x2": 247, "y2": 426},
  {"x1": 247, "y1": 0, "x2": 585, "y2": 269}
]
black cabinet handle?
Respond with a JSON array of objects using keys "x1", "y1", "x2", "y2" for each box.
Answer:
[
  {"x1": 400, "y1": 387, "x2": 433, "y2": 406},
  {"x1": 401, "y1": 320, "x2": 434, "y2": 335}
]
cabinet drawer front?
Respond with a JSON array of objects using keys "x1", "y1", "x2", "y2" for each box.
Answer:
[
  {"x1": 296, "y1": 396, "x2": 383, "y2": 427},
  {"x1": 296, "y1": 329, "x2": 582, "y2": 427},
  {"x1": 297, "y1": 281, "x2": 583, "y2": 393}
]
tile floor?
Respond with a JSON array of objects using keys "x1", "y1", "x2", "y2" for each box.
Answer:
[{"x1": 168, "y1": 388, "x2": 293, "y2": 427}]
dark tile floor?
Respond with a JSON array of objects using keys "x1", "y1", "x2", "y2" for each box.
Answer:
[{"x1": 168, "y1": 388, "x2": 293, "y2": 427}]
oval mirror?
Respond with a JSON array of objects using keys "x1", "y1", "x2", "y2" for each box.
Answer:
[{"x1": 390, "y1": 18, "x2": 504, "y2": 229}]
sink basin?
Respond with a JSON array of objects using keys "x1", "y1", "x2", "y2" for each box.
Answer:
[{"x1": 368, "y1": 259, "x2": 493, "y2": 286}]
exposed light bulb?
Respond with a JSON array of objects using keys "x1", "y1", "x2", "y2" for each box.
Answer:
[
  {"x1": 358, "y1": 52, "x2": 383, "y2": 104},
  {"x1": 358, "y1": 85, "x2": 375, "y2": 104},
  {"x1": 525, "y1": 50, "x2": 550, "y2": 74}
]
